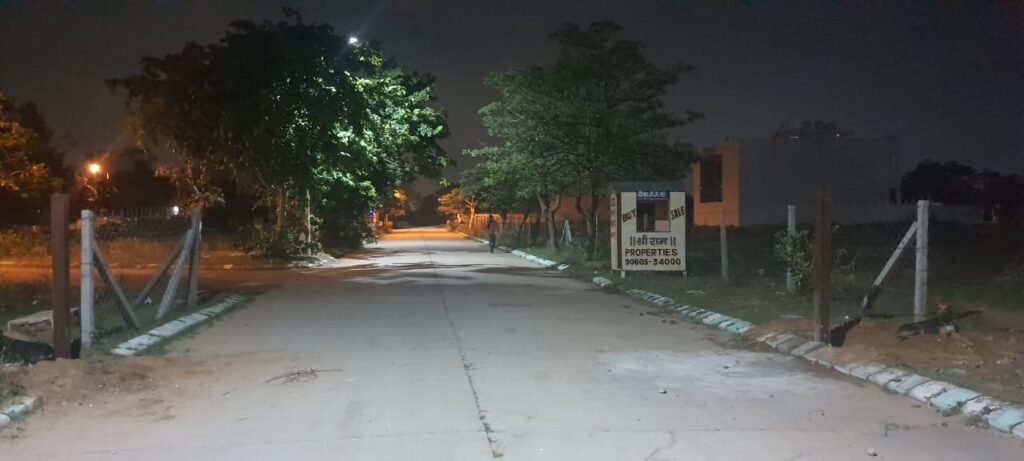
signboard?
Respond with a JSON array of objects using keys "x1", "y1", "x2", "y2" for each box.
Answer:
[{"x1": 612, "y1": 190, "x2": 686, "y2": 273}]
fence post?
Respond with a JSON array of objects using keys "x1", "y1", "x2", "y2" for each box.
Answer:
[
  {"x1": 786, "y1": 205, "x2": 796, "y2": 294},
  {"x1": 719, "y1": 208, "x2": 729, "y2": 282},
  {"x1": 914, "y1": 200, "x2": 929, "y2": 322},
  {"x1": 187, "y1": 208, "x2": 202, "y2": 309},
  {"x1": 812, "y1": 188, "x2": 832, "y2": 344},
  {"x1": 50, "y1": 193, "x2": 72, "y2": 358},
  {"x1": 79, "y1": 209, "x2": 95, "y2": 351}
]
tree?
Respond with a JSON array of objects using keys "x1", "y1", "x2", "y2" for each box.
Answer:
[
  {"x1": 101, "y1": 148, "x2": 176, "y2": 210},
  {"x1": 901, "y1": 160, "x2": 980, "y2": 205},
  {"x1": 468, "y1": 22, "x2": 700, "y2": 254},
  {"x1": 0, "y1": 93, "x2": 68, "y2": 224},
  {"x1": 109, "y1": 8, "x2": 448, "y2": 253},
  {"x1": 977, "y1": 170, "x2": 1024, "y2": 224},
  {"x1": 437, "y1": 187, "x2": 478, "y2": 230},
  {"x1": 461, "y1": 148, "x2": 533, "y2": 232}
]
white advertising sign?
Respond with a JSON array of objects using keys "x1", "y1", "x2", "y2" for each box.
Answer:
[{"x1": 616, "y1": 191, "x2": 686, "y2": 273}]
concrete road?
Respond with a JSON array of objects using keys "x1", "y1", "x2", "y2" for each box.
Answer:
[{"x1": 3, "y1": 228, "x2": 1021, "y2": 460}]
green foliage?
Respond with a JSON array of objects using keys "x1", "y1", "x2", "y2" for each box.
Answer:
[
  {"x1": 0, "y1": 93, "x2": 68, "y2": 224},
  {"x1": 109, "y1": 8, "x2": 448, "y2": 252},
  {"x1": 773, "y1": 229, "x2": 857, "y2": 296},
  {"x1": 461, "y1": 148, "x2": 533, "y2": 216},
  {"x1": 467, "y1": 21, "x2": 701, "y2": 257},
  {"x1": 436, "y1": 187, "x2": 476, "y2": 222},
  {"x1": 237, "y1": 222, "x2": 319, "y2": 258},
  {"x1": 773, "y1": 229, "x2": 813, "y2": 290}
]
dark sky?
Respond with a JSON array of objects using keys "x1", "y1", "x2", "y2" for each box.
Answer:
[{"x1": 1, "y1": 0, "x2": 1021, "y2": 193}]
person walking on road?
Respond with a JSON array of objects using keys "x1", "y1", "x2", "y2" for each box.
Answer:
[{"x1": 487, "y1": 215, "x2": 498, "y2": 253}]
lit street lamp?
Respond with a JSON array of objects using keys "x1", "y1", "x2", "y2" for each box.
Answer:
[{"x1": 87, "y1": 162, "x2": 102, "y2": 176}]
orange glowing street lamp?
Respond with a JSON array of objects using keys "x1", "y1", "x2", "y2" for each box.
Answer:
[{"x1": 87, "y1": 162, "x2": 102, "y2": 176}]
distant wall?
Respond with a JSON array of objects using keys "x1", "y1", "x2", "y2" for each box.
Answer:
[{"x1": 692, "y1": 143, "x2": 740, "y2": 226}]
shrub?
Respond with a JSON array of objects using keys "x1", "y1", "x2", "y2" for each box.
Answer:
[{"x1": 773, "y1": 229, "x2": 857, "y2": 296}]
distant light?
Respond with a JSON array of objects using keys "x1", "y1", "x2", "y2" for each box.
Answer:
[
  {"x1": 87, "y1": 162, "x2": 101, "y2": 175},
  {"x1": 171, "y1": 206, "x2": 180, "y2": 216},
  {"x1": 348, "y1": 36, "x2": 359, "y2": 45}
]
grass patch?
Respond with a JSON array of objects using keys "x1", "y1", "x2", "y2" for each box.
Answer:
[
  {"x1": 0, "y1": 274, "x2": 50, "y2": 328},
  {"x1": 0, "y1": 368, "x2": 26, "y2": 405}
]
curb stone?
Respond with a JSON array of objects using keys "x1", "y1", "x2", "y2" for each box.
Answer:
[
  {"x1": 765, "y1": 333, "x2": 796, "y2": 348},
  {"x1": 986, "y1": 406, "x2": 1024, "y2": 433},
  {"x1": 867, "y1": 368, "x2": 909, "y2": 387},
  {"x1": 962, "y1": 397, "x2": 1006, "y2": 418},
  {"x1": 885, "y1": 374, "x2": 931, "y2": 395},
  {"x1": 908, "y1": 381, "x2": 952, "y2": 403},
  {"x1": 0, "y1": 395, "x2": 41, "y2": 432},
  {"x1": 496, "y1": 244, "x2": 1024, "y2": 440},
  {"x1": 848, "y1": 363, "x2": 888, "y2": 380},
  {"x1": 775, "y1": 337, "x2": 808, "y2": 354},
  {"x1": 803, "y1": 346, "x2": 835, "y2": 367},
  {"x1": 111, "y1": 295, "x2": 246, "y2": 356},
  {"x1": 930, "y1": 388, "x2": 982, "y2": 414},
  {"x1": 789, "y1": 341, "x2": 824, "y2": 357}
]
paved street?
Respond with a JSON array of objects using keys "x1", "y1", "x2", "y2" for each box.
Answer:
[{"x1": 2, "y1": 228, "x2": 1021, "y2": 460}]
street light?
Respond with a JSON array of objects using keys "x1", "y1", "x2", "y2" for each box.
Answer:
[
  {"x1": 348, "y1": 36, "x2": 359, "y2": 45},
  {"x1": 87, "y1": 162, "x2": 101, "y2": 175}
]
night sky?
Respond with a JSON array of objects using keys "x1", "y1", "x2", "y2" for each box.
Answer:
[{"x1": 1, "y1": 1, "x2": 1021, "y2": 194}]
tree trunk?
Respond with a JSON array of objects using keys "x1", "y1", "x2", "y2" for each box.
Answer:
[
  {"x1": 539, "y1": 193, "x2": 562, "y2": 250},
  {"x1": 584, "y1": 190, "x2": 603, "y2": 260},
  {"x1": 275, "y1": 188, "x2": 286, "y2": 239}
]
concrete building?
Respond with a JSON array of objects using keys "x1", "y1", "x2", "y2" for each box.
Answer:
[{"x1": 692, "y1": 123, "x2": 901, "y2": 226}]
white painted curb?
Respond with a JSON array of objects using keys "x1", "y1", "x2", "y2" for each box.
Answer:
[
  {"x1": 460, "y1": 233, "x2": 569, "y2": 271},
  {"x1": 0, "y1": 395, "x2": 40, "y2": 432},
  {"x1": 111, "y1": 295, "x2": 246, "y2": 356}
]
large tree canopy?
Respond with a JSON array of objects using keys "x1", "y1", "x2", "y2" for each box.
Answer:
[
  {"x1": 109, "y1": 8, "x2": 448, "y2": 251},
  {"x1": 466, "y1": 21, "x2": 700, "y2": 254},
  {"x1": 0, "y1": 93, "x2": 67, "y2": 224}
]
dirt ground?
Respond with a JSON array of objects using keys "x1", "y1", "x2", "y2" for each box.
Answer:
[
  {"x1": 0, "y1": 356, "x2": 226, "y2": 423},
  {"x1": 751, "y1": 313, "x2": 1024, "y2": 403}
]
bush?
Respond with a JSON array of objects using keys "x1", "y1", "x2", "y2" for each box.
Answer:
[
  {"x1": 237, "y1": 222, "x2": 320, "y2": 258},
  {"x1": 773, "y1": 229, "x2": 857, "y2": 296},
  {"x1": 0, "y1": 227, "x2": 49, "y2": 258}
]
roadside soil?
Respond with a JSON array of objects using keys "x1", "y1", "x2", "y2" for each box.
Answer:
[{"x1": 751, "y1": 314, "x2": 1024, "y2": 404}]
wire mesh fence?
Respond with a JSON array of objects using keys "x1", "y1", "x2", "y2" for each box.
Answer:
[{"x1": 89, "y1": 206, "x2": 196, "y2": 339}]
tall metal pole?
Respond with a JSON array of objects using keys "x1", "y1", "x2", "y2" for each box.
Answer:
[
  {"x1": 786, "y1": 205, "x2": 796, "y2": 294},
  {"x1": 914, "y1": 200, "x2": 929, "y2": 322},
  {"x1": 79, "y1": 209, "x2": 95, "y2": 351},
  {"x1": 50, "y1": 193, "x2": 72, "y2": 358}
]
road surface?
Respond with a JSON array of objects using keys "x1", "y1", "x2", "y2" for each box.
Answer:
[{"x1": 2, "y1": 228, "x2": 1021, "y2": 460}]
